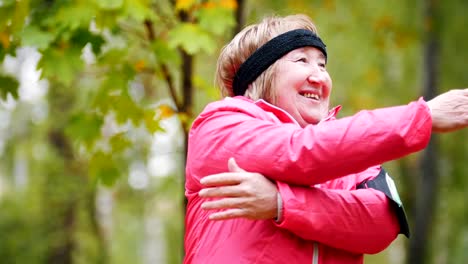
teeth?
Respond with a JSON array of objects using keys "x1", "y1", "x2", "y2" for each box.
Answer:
[{"x1": 303, "y1": 93, "x2": 319, "y2": 100}]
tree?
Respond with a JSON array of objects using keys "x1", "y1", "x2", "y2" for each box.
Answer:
[{"x1": 0, "y1": 0, "x2": 236, "y2": 263}]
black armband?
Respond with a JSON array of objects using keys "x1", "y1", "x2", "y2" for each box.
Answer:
[{"x1": 357, "y1": 168, "x2": 410, "y2": 237}]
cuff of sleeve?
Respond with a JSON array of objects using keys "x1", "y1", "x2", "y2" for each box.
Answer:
[
  {"x1": 275, "y1": 191, "x2": 284, "y2": 223},
  {"x1": 418, "y1": 96, "x2": 432, "y2": 115}
]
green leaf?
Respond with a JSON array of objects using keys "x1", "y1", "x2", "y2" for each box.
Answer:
[
  {"x1": 38, "y1": 46, "x2": 84, "y2": 86},
  {"x1": 109, "y1": 133, "x2": 132, "y2": 153},
  {"x1": 110, "y1": 92, "x2": 143, "y2": 125},
  {"x1": 0, "y1": 0, "x2": 16, "y2": 7},
  {"x1": 96, "y1": 0, "x2": 124, "y2": 10},
  {"x1": 53, "y1": 4, "x2": 97, "y2": 31},
  {"x1": 152, "y1": 40, "x2": 180, "y2": 66},
  {"x1": 20, "y1": 26, "x2": 55, "y2": 50},
  {"x1": 89, "y1": 151, "x2": 120, "y2": 186},
  {"x1": 197, "y1": 7, "x2": 235, "y2": 36},
  {"x1": 143, "y1": 109, "x2": 164, "y2": 133},
  {"x1": 0, "y1": 41, "x2": 16, "y2": 63},
  {"x1": 65, "y1": 113, "x2": 103, "y2": 147},
  {"x1": 70, "y1": 28, "x2": 105, "y2": 54},
  {"x1": 168, "y1": 23, "x2": 216, "y2": 55},
  {"x1": 122, "y1": 0, "x2": 156, "y2": 22},
  {"x1": 0, "y1": 74, "x2": 19, "y2": 100},
  {"x1": 93, "y1": 63, "x2": 136, "y2": 115},
  {"x1": 10, "y1": 0, "x2": 29, "y2": 32}
]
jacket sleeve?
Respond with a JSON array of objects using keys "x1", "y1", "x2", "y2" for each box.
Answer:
[
  {"x1": 274, "y1": 181, "x2": 400, "y2": 254},
  {"x1": 188, "y1": 98, "x2": 431, "y2": 186}
]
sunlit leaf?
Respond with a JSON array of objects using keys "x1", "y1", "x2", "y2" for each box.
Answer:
[
  {"x1": 52, "y1": 4, "x2": 96, "y2": 31},
  {"x1": 197, "y1": 6, "x2": 235, "y2": 36},
  {"x1": 96, "y1": 0, "x2": 124, "y2": 10},
  {"x1": 20, "y1": 26, "x2": 55, "y2": 50},
  {"x1": 0, "y1": 0, "x2": 15, "y2": 7},
  {"x1": 143, "y1": 109, "x2": 164, "y2": 133},
  {"x1": 175, "y1": 0, "x2": 197, "y2": 11},
  {"x1": 10, "y1": 0, "x2": 28, "y2": 32},
  {"x1": 122, "y1": 0, "x2": 156, "y2": 22},
  {"x1": 168, "y1": 23, "x2": 216, "y2": 54},
  {"x1": 38, "y1": 46, "x2": 84, "y2": 86},
  {"x1": 0, "y1": 73, "x2": 19, "y2": 100}
]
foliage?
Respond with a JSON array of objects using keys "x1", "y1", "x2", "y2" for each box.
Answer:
[
  {"x1": 0, "y1": 0, "x2": 235, "y2": 263},
  {"x1": 0, "y1": 0, "x2": 467, "y2": 263}
]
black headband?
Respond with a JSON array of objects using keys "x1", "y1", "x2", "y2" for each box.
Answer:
[{"x1": 232, "y1": 29, "x2": 327, "y2": 96}]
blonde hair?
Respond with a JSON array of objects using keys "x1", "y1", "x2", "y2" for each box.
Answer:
[{"x1": 215, "y1": 14, "x2": 319, "y2": 103}]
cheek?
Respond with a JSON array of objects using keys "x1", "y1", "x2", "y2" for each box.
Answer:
[{"x1": 325, "y1": 73, "x2": 333, "y2": 96}]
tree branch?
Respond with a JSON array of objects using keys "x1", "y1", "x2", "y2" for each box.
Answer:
[
  {"x1": 144, "y1": 19, "x2": 181, "y2": 109},
  {"x1": 162, "y1": 63, "x2": 181, "y2": 109}
]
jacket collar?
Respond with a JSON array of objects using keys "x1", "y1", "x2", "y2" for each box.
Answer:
[{"x1": 229, "y1": 96, "x2": 341, "y2": 125}]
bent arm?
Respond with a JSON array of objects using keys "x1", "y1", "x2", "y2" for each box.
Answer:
[
  {"x1": 189, "y1": 98, "x2": 431, "y2": 187},
  {"x1": 274, "y1": 182, "x2": 400, "y2": 254}
]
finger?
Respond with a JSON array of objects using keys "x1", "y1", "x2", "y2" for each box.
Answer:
[
  {"x1": 200, "y1": 173, "x2": 243, "y2": 187},
  {"x1": 208, "y1": 209, "x2": 246, "y2": 220},
  {"x1": 199, "y1": 185, "x2": 244, "y2": 198},
  {"x1": 201, "y1": 197, "x2": 243, "y2": 210},
  {"x1": 228, "y1": 157, "x2": 246, "y2": 173}
]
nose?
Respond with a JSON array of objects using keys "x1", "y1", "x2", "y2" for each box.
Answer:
[
  {"x1": 307, "y1": 72, "x2": 325, "y2": 85},
  {"x1": 306, "y1": 67, "x2": 331, "y2": 96}
]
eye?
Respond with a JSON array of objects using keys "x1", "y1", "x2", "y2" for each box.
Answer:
[
  {"x1": 295, "y1": 57, "x2": 308, "y2": 63},
  {"x1": 318, "y1": 62, "x2": 326, "y2": 69}
]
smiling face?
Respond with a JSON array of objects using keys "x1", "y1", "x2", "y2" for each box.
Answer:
[{"x1": 270, "y1": 47, "x2": 332, "y2": 127}]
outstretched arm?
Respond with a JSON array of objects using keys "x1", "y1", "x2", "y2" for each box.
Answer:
[
  {"x1": 189, "y1": 98, "x2": 432, "y2": 188},
  {"x1": 427, "y1": 88, "x2": 468, "y2": 132}
]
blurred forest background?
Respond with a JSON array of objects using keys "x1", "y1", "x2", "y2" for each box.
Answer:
[{"x1": 0, "y1": 0, "x2": 466, "y2": 263}]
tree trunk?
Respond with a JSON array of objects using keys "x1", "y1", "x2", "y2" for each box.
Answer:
[
  {"x1": 234, "y1": 0, "x2": 246, "y2": 36},
  {"x1": 407, "y1": 1, "x2": 439, "y2": 263}
]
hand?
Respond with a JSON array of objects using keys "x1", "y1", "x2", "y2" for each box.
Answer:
[
  {"x1": 199, "y1": 157, "x2": 278, "y2": 221},
  {"x1": 427, "y1": 89, "x2": 468, "y2": 133}
]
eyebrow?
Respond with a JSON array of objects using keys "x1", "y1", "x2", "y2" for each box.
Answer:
[
  {"x1": 318, "y1": 52, "x2": 326, "y2": 62},
  {"x1": 288, "y1": 48, "x2": 327, "y2": 63}
]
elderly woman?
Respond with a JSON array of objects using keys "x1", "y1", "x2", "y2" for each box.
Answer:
[{"x1": 184, "y1": 14, "x2": 468, "y2": 264}]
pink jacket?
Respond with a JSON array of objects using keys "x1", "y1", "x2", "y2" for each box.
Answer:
[{"x1": 184, "y1": 96, "x2": 432, "y2": 264}]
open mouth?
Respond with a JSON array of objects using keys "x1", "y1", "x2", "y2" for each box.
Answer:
[{"x1": 300, "y1": 92, "x2": 320, "y2": 101}]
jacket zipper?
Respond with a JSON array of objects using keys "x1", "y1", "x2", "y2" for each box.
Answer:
[{"x1": 312, "y1": 242, "x2": 319, "y2": 264}]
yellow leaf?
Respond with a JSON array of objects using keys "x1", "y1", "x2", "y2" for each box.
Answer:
[
  {"x1": 176, "y1": 0, "x2": 196, "y2": 11},
  {"x1": 219, "y1": 0, "x2": 237, "y2": 10},
  {"x1": 0, "y1": 32, "x2": 10, "y2": 48},
  {"x1": 156, "y1": 104, "x2": 175, "y2": 119},
  {"x1": 134, "y1": 60, "x2": 146, "y2": 72},
  {"x1": 202, "y1": 2, "x2": 216, "y2": 9},
  {"x1": 374, "y1": 15, "x2": 394, "y2": 31}
]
